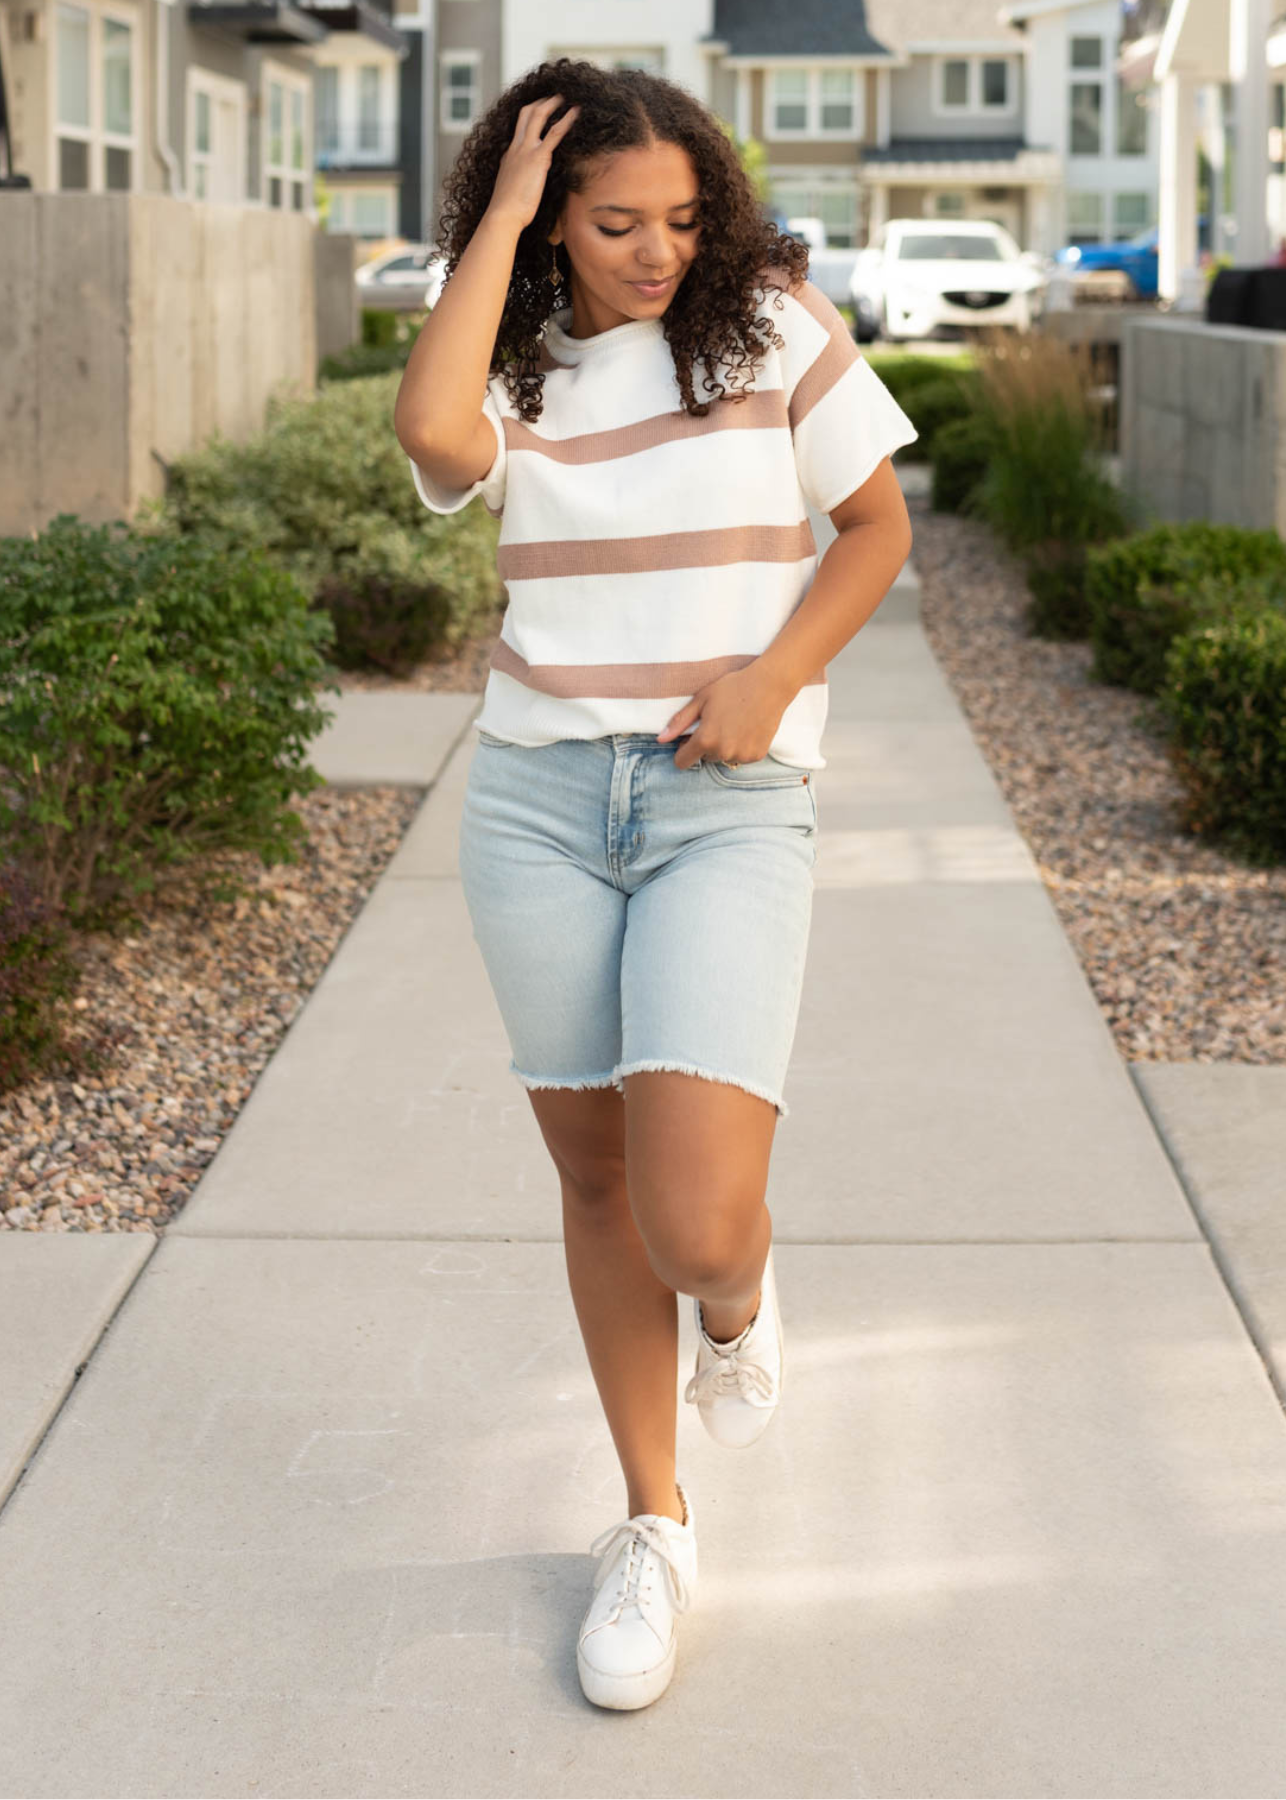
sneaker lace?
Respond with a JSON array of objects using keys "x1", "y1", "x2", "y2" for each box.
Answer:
[
  {"x1": 588, "y1": 1517, "x2": 692, "y2": 1615},
  {"x1": 684, "y1": 1349, "x2": 776, "y2": 1407}
]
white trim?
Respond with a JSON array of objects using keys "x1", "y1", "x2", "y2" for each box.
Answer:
[
  {"x1": 876, "y1": 65, "x2": 890, "y2": 148},
  {"x1": 50, "y1": 0, "x2": 141, "y2": 192},
  {"x1": 1000, "y1": 0, "x2": 1105, "y2": 20},
  {"x1": 909, "y1": 40, "x2": 1024, "y2": 54},
  {"x1": 720, "y1": 53, "x2": 901, "y2": 70},
  {"x1": 439, "y1": 47, "x2": 481, "y2": 133},
  {"x1": 735, "y1": 65, "x2": 749, "y2": 139},
  {"x1": 764, "y1": 65, "x2": 864, "y2": 141},
  {"x1": 261, "y1": 56, "x2": 312, "y2": 210}
]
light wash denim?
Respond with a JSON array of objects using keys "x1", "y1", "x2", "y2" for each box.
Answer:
[{"x1": 458, "y1": 730, "x2": 819, "y2": 1119}]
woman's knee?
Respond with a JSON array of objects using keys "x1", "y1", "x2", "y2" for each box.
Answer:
[{"x1": 642, "y1": 1204, "x2": 761, "y2": 1295}]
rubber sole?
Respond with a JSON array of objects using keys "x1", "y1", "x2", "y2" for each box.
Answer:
[{"x1": 577, "y1": 1635, "x2": 677, "y2": 1710}]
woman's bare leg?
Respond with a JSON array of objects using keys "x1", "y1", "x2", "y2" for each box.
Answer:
[{"x1": 528, "y1": 1086, "x2": 685, "y2": 1524}]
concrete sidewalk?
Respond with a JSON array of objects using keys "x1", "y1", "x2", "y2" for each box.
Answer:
[{"x1": 2, "y1": 501, "x2": 1286, "y2": 1797}]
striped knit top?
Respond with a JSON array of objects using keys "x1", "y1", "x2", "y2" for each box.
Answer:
[{"x1": 408, "y1": 266, "x2": 917, "y2": 770}]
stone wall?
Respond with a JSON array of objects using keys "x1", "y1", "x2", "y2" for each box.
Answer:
[
  {"x1": 0, "y1": 194, "x2": 358, "y2": 536},
  {"x1": 1119, "y1": 315, "x2": 1286, "y2": 534}
]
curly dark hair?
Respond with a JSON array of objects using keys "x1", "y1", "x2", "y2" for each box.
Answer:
[{"x1": 433, "y1": 57, "x2": 811, "y2": 423}]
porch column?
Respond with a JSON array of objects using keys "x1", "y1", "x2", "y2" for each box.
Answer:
[
  {"x1": 1231, "y1": 0, "x2": 1272, "y2": 263},
  {"x1": 1158, "y1": 71, "x2": 1200, "y2": 300},
  {"x1": 866, "y1": 180, "x2": 888, "y2": 244}
]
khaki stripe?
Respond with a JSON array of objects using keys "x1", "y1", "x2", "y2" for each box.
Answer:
[
  {"x1": 783, "y1": 278, "x2": 863, "y2": 427},
  {"x1": 490, "y1": 639, "x2": 827, "y2": 698},
  {"x1": 502, "y1": 385, "x2": 787, "y2": 465},
  {"x1": 496, "y1": 518, "x2": 816, "y2": 582}
]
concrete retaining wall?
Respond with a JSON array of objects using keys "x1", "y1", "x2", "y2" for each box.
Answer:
[
  {"x1": 0, "y1": 194, "x2": 358, "y2": 536},
  {"x1": 1119, "y1": 315, "x2": 1286, "y2": 534}
]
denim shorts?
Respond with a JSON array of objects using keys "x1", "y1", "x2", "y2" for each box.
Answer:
[{"x1": 457, "y1": 730, "x2": 819, "y2": 1120}]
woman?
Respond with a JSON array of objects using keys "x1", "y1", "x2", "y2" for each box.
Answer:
[{"x1": 394, "y1": 57, "x2": 916, "y2": 1712}]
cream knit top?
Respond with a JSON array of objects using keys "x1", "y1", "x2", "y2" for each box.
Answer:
[{"x1": 408, "y1": 265, "x2": 917, "y2": 770}]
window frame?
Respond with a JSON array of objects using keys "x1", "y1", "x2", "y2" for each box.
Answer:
[
  {"x1": 765, "y1": 65, "x2": 863, "y2": 141},
  {"x1": 440, "y1": 50, "x2": 481, "y2": 133},
  {"x1": 51, "y1": 0, "x2": 139, "y2": 193},
  {"x1": 930, "y1": 53, "x2": 1014, "y2": 118},
  {"x1": 261, "y1": 58, "x2": 312, "y2": 212}
]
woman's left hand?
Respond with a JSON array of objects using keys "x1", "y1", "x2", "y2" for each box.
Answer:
[{"x1": 656, "y1": 662, "x2": 797, "y2": 771}]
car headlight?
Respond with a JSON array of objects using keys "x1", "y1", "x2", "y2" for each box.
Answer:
[{"x1": 1063, "y1": 247, "x2": 1081, "y2": 265}]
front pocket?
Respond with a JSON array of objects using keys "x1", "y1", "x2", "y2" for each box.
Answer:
[{"x1": 701, "y1": 755, "x2": 812, "y2": 791}]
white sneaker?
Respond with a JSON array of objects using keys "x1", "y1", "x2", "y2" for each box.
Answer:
[
  {"x1": 684, "y1": 1244, "x2": 783, "y2": 1448},
  {"x1": 576, "y1": 1481, "x2": 697, "y2": 1711}
]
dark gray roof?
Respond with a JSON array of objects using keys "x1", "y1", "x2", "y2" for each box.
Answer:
[
  {"x1": 704, "y1": 0, "x2": 1023, "y2": 57},
  {"x1": 704, "y1": 0, "x2": 890, "y2": 57},
  {"x1": 862, "y1": 136, "x2": 1036, "y2": 163}
]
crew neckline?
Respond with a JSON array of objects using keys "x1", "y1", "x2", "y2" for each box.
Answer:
[{"x1": 544, "y1": 304, "x2": 665, "y2": 364}]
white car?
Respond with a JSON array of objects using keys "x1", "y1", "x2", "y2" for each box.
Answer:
[
  {"x1": 849, "y1": 219, "x2": 1047, "y2": 342},
  {"x1": 355, "y1": 243, "x2": 447, "y2": 309}
]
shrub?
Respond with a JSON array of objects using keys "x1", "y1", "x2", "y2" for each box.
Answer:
[
  {"x1": 320, "y1": 341, "x2": 412, "y2": 383},
  {"x1": 865, "y1": 353, "x2": 978, "y2": 462},
  {"x1": 0, "y1": 516, "x2": 338, "y2": 931},
  {"x1": 970, "y1": 331, "x2": 1132, "y2": 553},
  {"x1": 930, "y1": 413, "x2": 994, "y2": 515},
  {"x1": 362, "y1": 307, "x2": 400, "y2": 349},
  {"x1": 1158, "y1": 603, "x2": 1286, "y2": 865},
  {"x1": 1086, "y1": 523, "x2": 1286, "y2": 694},
  {"x1": 1025, "y1": 541, "x2": 1093, "y2": 638},
  {"x1": 157, "y1": 372, "x2": 502, "y2": 670},
  {"x1": 0, "y1": 866, "x2": 80, "y2": 1094}
]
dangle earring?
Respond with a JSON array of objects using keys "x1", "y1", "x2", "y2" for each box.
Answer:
[{"x1": 547, "y1": 243, "x2": 561, "y2": 286}]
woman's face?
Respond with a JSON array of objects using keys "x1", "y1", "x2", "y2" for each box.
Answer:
[{"x1": 549, "y1": 137, "x2": 703, "y2": 331}]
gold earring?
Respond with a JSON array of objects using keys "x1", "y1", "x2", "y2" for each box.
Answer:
[{"x1": 548, "y1": 243, "x2": 560, "y2": 285}]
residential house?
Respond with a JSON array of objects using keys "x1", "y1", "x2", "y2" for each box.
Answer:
[
  {"x1": 1000, "y1": 0, "x2": 1160, "y2": 251},
  {"x1": 304, "y1": 0, "x2": 409, "y2": 237},
  {"x1": 0, "y1": 0, "x2": 325, "y2": 209}
]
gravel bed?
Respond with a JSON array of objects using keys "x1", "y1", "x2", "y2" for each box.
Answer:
[
  {"x1": 909, "y1": 494, "x2": 1286, "y2": 1064},
  {"x1": 1, "y1": 784, "x2": 426, "y2": 1232}
]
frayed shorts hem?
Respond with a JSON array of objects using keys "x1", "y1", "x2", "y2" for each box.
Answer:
[{"x1": 509, "y1": 1057, "x2": 788, "y2": 1120}]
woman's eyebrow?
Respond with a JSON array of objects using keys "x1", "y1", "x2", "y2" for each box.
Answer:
[{"x1": 589, "y1": 198, "x2": 700, "y2": 214}]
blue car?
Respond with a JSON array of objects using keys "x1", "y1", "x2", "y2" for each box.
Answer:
[{"x1": 1055, "y1": 227, "x2": 1159, "y2": 298}]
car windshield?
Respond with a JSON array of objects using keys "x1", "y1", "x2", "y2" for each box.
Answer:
[{"x1": 896, "y1": 233, "x2": 1005, "y2": 261}]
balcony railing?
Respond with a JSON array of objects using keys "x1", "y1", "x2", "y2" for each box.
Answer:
[{"x1": 316, "y1": 124, "x2": 399, "y2": 167}]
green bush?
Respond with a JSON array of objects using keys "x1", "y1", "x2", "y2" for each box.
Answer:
[
  {"x1": 1025, "y1": 540, "x2": 1093, "y2": 638},
  {"x1": 320, "y1": 341, "x2": 412, "y2": 383},
  {"x1": 1158, "y1": 604, "x2": 1286, "y2": 865},
  {"x1": 157, "y1": 372, "x2": 502, "y2": 669},
  {"x1": 0, "y1": 866, "x2": 80, "y2": 1094},
  {"x1": 362, "y1": 307, "x2": 400, "y2": 349},
  {"x1": 930, "y1": 413, "x2": 994, "y2": 514},
  {"x1": 865, "y1": 354, "x2": 978, "y2": 462},
  {"x1": 0, "y1": 516, "x2": 338, "y2": 931},
  {"x1": 1087, "y1": 523, "x2": 1286, "y2": 693}
]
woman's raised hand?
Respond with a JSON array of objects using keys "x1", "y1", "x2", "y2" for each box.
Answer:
[{"x1": 486, "y1": 94, "x2": 581, "y2": 232}]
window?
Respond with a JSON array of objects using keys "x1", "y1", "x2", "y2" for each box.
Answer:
[
  {"x1": 1116, "y1": 76, "x2": 1147, "y2": 155},
  {"x1": 441, "y1": 53, "x2": 480, "y2": 131},
  {"x1": 771, "y1": 178, "x2": 858, "y2": 246},
  {"x1": 935, "y1": 55, "x2": 1013, "y2": 115},
  {"x1": 896, "y1": 231, "x2": 1004, "y2": 261},
  {"x1": 316, "y1": 66, "x2": 339, "y2": 158},
  {"x1": 358, "y1": 64, "x2": 381, "y2": 153},
  {"x1": 263, "y1": 64, "x2": 310, "y2": 210},
  {"x1": 1070, "y1": 81, "x2": 1102, "y2": 155},
  {"x1": 553, "y1": 47, "x2": 665, "y2": 74},
  {"x1": 767, "y1": 68, "x2": 861, "y2": 139},
  {"x1": 329, "y1": 187, "x2": 395, "y2": 236},
  {"x1": 932, "y1": 191, "x2": 967, "y2": 216},
  {"x1": 1112, "y1": 191, "x2": 1150, "y2": 238},
  {"x1": 819, "y1": 69, "x2": 854, "y2": 131},
  {"x1": 1066, "y1": 190, "x2": 1104, "y2": 244},
  {"x1": 940, "y1": 60, "x2": 969, "y2": 107},
  {"x1": 55, "y1": 2, "x2": 135, "y2": 191}
]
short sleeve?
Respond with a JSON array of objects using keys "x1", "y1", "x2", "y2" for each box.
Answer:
[
  {"x1": 758, "y1": 273, "x2": 918, "y2": 514},
  {"x1": 408, "y1": 382, "x2": 507, "y2": 516}
]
